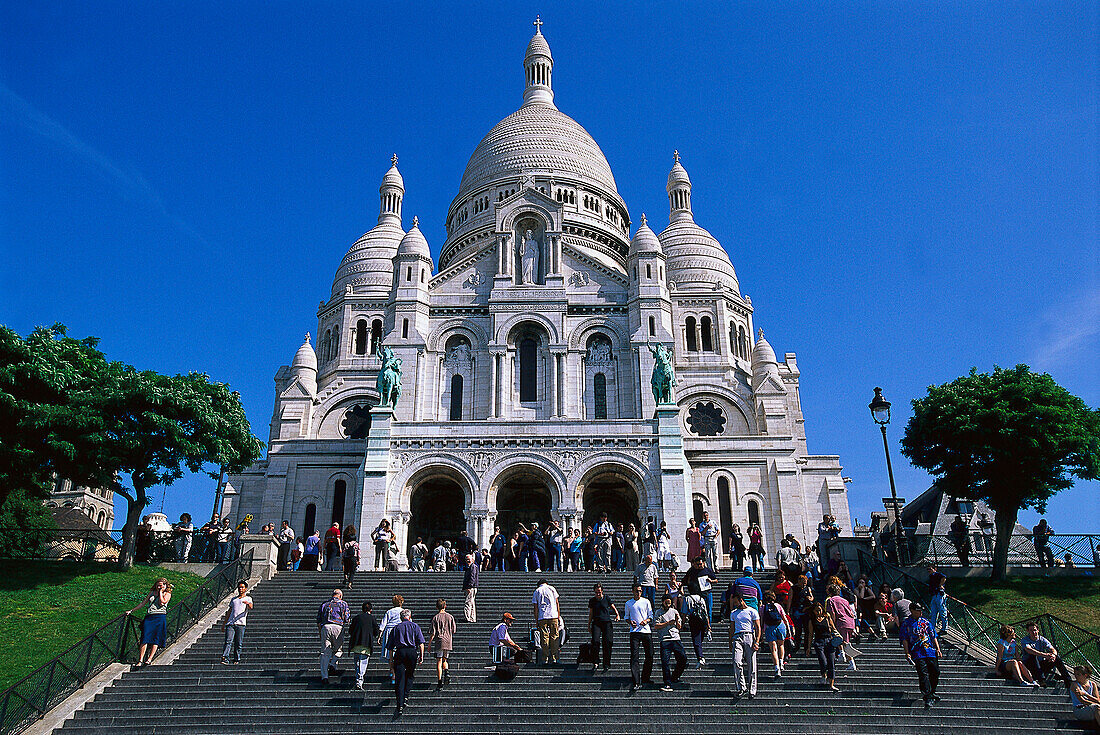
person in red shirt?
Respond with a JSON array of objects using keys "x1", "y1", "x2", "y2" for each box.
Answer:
[
  {"x1": 324, "y1": 522, "x2": 342, "y2": 571},
  {"x1": 771, "y1": 570, "x2": 793, "y2": 611}
]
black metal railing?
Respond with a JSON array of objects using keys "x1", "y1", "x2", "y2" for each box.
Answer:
[
  {"x1": 856, "y1": 549, "x2": 1100, "y2": 677},
  {"x1": 906, "y1": 533, "x2": 1100, "y2": 568},
  {"x1": 0, "y1": 528, "x2": 249, "y2": 565},
  {"x1": 0, "y1": 551, "x2": 253, "y2": 735}
]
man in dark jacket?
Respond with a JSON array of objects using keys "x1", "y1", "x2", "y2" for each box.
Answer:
[
  {"x1": 463, "y1": 554, "x2": 479, "y2": 622},
  {"x1": 529, "y1": 524, "x2": 547, "y2": 572},
  {"x1": 349, "y1": 601, "x2": 379, "y2": 690}
]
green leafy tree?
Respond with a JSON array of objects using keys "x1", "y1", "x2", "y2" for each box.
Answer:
[
  {"x1": 1, "y1": 325, "x2": 263, "y2": 569},
  {"x1": 86, "y1": 367, "x2": 264, "y2": 569},
  {"x1": 0, "y1": 324, "x2": 116, "y2": 506},
  {"x1": 901, "y1": 365, "x2": 1100, "y2": 580}
]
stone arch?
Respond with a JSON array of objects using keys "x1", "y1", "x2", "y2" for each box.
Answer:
[
  {"x1": 567, "y1": 317, "x2": 628, "y2": 351},
  {"x1": 497, "y1": 312, "x2": 559, "y2": 346},
  {"x1": 318, "y1": 392, "x2": 379, "y2": 439},
  {"x1": 295, "y1": 493, "x2": 325, "y2": 536},
  {"x1": 399, "y1": 460, "x2": 475, "y2": 554},
  {"x1": 391, "y1": 455, "x2": 478, "y2": 515},
  {"x1": 483, "y1": 454, "x2": 566, "y2": 512},
  {"x1": 572, "y1": 455, "x2": 651, "y2": 532},
  {"x1": 497, "y1": 201, "x2": 560, "y2": 233},
  {"x1": 426, "y1": 319, "x2": 489, "y2": 353},
  {"x1": 327, "y1": 471, "x2": 356, "y2": 528}
]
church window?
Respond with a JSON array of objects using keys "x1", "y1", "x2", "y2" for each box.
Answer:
[
  {"x1": 402, "y1": 319, "x2": 409, "y2": 339},
  {"x1": 332, "y1": 480, "x2": 346, "y2": 526},
  {"x1": 332, "y1": 331, "x2": 340, "y2": 361},
  {"x1": 421, "y1": 269, "x2": 426, "y2": 283},
  {"x1": 634, "y1": 267, "x2": 638, "y2": 281},
  {"x1": 729, "y1": 321, "x2": 737, "y2": 357},
  {"x1": 449, "y1": 374, "x2": 463, "y2": 420},
  {"x1": 519, "y1": 337, "x2": 538, "y2": 402},
  {"x1": 748, "y1": 500, "x2": 761, "y2": 531},
  {"x1": 593, "y1": 372, "x2": 607, "y2": 420},
  {"x1": 371, "y1": 320, "x2": 383, "y2": 355},
  {"x1": 700, "y1": 316, "x2": 713, "y2": 352},
  {"x1": 692, "y1": 496, "x2": 706, "y2": 525},
  {"x1": 739, "y1": 326, "x2": 748, "y2": 359},
  {"x1": 342, "y1": 404, "x2": 373, "y2": 439},
  {"x1": 304, "y1": 504, "x2": 317, "y2": 536},
  {"x1": 87, "y1": 506, "x2": 95, "y2": 518},
  {"x1": 97, "y1": 510, "x2": 106, "y2": 527},
  {"x1": 659, "y1": 266, "x2": 663, "y2": 280},
  {"x1": 646, "y1": 263, "x2": 652, "y2": 279},
  {"x1": 648, "y1": 316, "x2": 656, "y2": 337},
  {"x1": 355, "y1": 320, "x2": 368, "y2": 355},
  {"x1": 406, "y1": 266, "x2": 412, "y2": 282},
  {"x1": 685, "y1": 317, "x2": 698, "y2": 352},
  {"x1": 717, "y1": 477, "x2": 733, "y2": 547},
  {"x1": 686, "y1": 401, "x2": 726, "y2": 436}
]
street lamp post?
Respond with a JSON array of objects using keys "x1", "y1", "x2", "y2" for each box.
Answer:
[{"x1": 870, "y1": 387, "x2": 904, "y2": 566}]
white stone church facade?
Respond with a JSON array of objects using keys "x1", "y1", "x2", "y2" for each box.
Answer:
[{"x1": 221, "y1": 24, "x2": 851, "y2": 562}]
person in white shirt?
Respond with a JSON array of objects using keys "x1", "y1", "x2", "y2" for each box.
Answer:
[
  {"x1": 531, "y1": 579, "x2": 562, "y2": 664},
  {"x1": 728, "y1": 593, "x2": 761, "y2": 698},
  {"x1": 276, "y1": 521, "x2": 295, "y2": 570},
  {"x1": 221, "y1": 581, "x2": 253, "y2": 664},
  {"x1": 624, "y1": 583, "x2": 654, "y2": 691}
]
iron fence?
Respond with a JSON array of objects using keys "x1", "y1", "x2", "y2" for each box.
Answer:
[
  {"x1": 0, "y1": 551, "x2": 253, "y2": 735},
  {"x1": 908, "y1": 533, "x2": 1100, "y2": 568},
  {"x1": 0, "y1": 528, "x2": 249, "y2": 565},
  {"x1": 856, "y1": 549, "x2": 1100, "y2": 678}
]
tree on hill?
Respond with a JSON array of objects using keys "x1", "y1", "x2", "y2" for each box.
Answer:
[
  {"x1": 0, "y1": 324, "x2": 115, "y2": 508},
  {"x1": 0, "y1": 324, "x2": 264, "y2": 569},
  {"x1": 901, "y1": 365, "x2": 1100, "y2": 580}
]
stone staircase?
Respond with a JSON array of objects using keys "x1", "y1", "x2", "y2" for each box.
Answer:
[{"x1": 54, "y1": 570, "x2": 1083, "y2": 734}]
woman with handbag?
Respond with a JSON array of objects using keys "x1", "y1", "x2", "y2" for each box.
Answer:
[
  {"x1": 747, "y1": 524, "x2": 766, "y2": 572},
  {"x1": 808, "y1": 602, "x2": 842, "y2": 691}
]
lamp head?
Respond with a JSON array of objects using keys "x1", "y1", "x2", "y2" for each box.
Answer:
[{"x1": 869, "y1": 386, "x2": 891, "y2": 425}]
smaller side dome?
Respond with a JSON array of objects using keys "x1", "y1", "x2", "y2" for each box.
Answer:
[
  {"x1": 397, "y1": 216, "x2": 431, "y2": 259},
  {"x1": 751, "y1": 328, "x2": 782, "y2": 389},
  {"x1": 629, "y1": 214, "x2": 662, "y2": 256},
  {"x1": 292, "y1": 333, "x2": 318, "y2": 372}
]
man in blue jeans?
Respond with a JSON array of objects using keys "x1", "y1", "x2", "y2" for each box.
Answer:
[
  {"x1": 653, "y1": 594, "x2": 687, "y2": 691},
  {"x1": 635, "y1": 554, "x2": 659, "y2": 609},
  {"x1": 221, "y1": 581, "x2": 252, "y2": 665}
]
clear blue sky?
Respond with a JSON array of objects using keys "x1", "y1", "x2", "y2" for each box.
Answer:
[{"x1": 2, "y1": 3, "x2": 1097, "y2": 533}]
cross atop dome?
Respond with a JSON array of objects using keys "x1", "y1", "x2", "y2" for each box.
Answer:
[
  {"x1": 533, "y1": 15, "x2": 542, "y2": 33},
  {"x1": 673, "y1": 150, "x2": 680, "y2": 163},
  {"x1": 391, "y1": 153, "x2": 398, "y2": 166}
]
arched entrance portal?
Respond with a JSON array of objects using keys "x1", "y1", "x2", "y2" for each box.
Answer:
[
  {"x1": 581, "y1": 469, "x2": 641, "y2": 532},
  {"x1": 495, "y1": 473, "x2": 553, "y2": 535},
  {"x1": 408, "y1": 478, "x2": 467, "y2": 555}
]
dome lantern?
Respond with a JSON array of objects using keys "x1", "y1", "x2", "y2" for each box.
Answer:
[
  {"x1": 378, "y1": 154, "x2": 404, "y2": 226},
  {"x1": 522, "y1": 16, "x2": 555, "y2": 108},
  {"x1": 666, "y1": 150, "x2": 693, "y2": 223}
]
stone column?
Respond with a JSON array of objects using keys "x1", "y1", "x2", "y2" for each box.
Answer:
[
  {"x1": 391, "y1": 510, "x2": 411, "y2": 564},
  {"x1": 502, "y1": 234, "x2": 513, "y2": 277},
  {"x1": 238, "y1": 535, "x2": 279, "y2": 580},
  {"x1": 654, "y1": 405, "x2": 691, "y2": 560},
  {"x1": 548, "y1": 350, "x2": 559, "y2": 418},
  {"x1": 360, "y1": 406, "x2": 394, "y2": 534}
]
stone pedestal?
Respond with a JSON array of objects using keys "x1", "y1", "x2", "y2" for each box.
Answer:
[
  {"x1": 359, "y1": 406, "x2": 394, "y2": 531},
  {"x1": 654, "y1": 405, "x2": 691, "y2": 559},
  {"x1": 238, "y1": 534, "x2": 279, "y2": 580}
]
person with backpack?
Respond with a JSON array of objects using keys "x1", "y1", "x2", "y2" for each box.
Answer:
[
  {"x1": 682, "y1": 590, "x2": 710, "y2": 668},
  {"x1": 341, "y1": 526, "x2": 361, "y2": 588},
  {"x1": 761, "y1": 590, "x2": 788, "y2": 678}
]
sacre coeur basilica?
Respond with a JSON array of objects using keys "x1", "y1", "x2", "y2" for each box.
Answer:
[{"x1": 221, "y1": 21, "x2": 852, "y2": 563}]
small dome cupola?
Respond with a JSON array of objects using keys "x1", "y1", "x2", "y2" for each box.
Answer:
[
  {"x1": 397, "y1": 216, "x2": 431, "y2": 260},
  {"x1": 629, "y1": 214, "x2": 662, "y2": 257},
  {"x1": 667, "y1": 150, "x2": 693, "y2": 223},
  {"x1": 378, "y1": 154, "x2": 404, "y2": 225},
  {"x1": 751, "y1": 328, "x2": 782, "y2": 388},
  {"x1": 291, "y1": 333, "x2": 318, "y2": 395},
  {"x1": 522, "y1": 16, "x2": 555, "y2": 108}
]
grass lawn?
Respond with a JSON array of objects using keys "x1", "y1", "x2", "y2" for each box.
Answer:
[
  {"x1": 949, "y1": 576, "x2": 1100, "y2": 635},
  {"x1": 0, "y1": 561, "x2": 204, "y2": 691}
]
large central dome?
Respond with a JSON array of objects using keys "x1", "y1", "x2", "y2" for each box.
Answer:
[{"x1": 456, "y1": 104, "x2": 621, "y2": 202}]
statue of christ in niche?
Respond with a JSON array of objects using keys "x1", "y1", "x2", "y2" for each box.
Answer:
[{"x1": 519, "y1": 229, "x2": 540, "y2": 285}]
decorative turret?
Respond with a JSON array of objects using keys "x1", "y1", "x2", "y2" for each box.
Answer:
[
  {"x1": 666, "y1": 150, "x2": 692, "y2": 223},
  {"x1": 522, "y1": 16, "x2": 555, "y2": 108},
  {"x1": 393, "y1": 216, "x2": 432, "y2": 344},
  {"x1": 378, "y1": 154, "x2": 404, "y2": 225},
  {"x1": 290, "y1": 333, "x2": 317, "y2": 396},
  {"x1": 397, "y1": 216, "x2": 431, "y2": 260},
  {"x1": 629, "y1": 213, "x2": 662, "y2": 256},
  {"x1": 751, "y1": 328, "x2": 781, "y2": 389}
]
